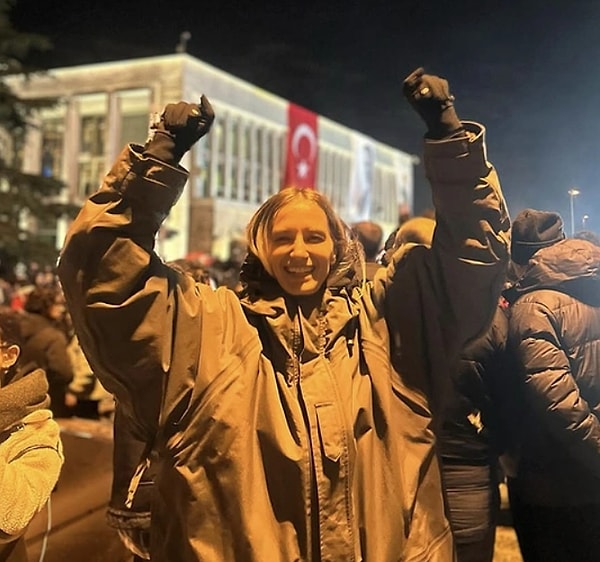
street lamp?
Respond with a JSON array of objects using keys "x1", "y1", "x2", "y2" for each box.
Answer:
[
  {"x1": 582, "y1": 214, "x2": 589, "y2": 229},
  {"x1": 568, "y1": 188, "x2": 580, "y2": 236}
]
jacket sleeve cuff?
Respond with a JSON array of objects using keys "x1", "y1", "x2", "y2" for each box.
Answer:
[
  {"x1": 424, "y1": 121, "x2": 490, "y2": 185},
  {"x1": 102, "y1": 144, "x2": 189, "y2": 214}
]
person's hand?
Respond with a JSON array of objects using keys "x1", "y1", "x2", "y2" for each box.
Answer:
[
  {"x1": 403, "y1": 67, "x2": 463, "y2": 139},
  {"x1": 144, "y1": 95, "x2": 215, "y2": 164}
]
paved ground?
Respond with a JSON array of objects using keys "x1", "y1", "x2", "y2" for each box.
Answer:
[
  {"x1": 495, "y1": 525, "x2": 523, "y2": 562},
  {"x1": 24, "y1": 418, "x2": 524, "y2": 562},
  {"x1": 493, "y1": 483, "x2": 523, "y2": 562},
  {"x1": 25, "y1": 418, "x2": 131, "y2": 562}
]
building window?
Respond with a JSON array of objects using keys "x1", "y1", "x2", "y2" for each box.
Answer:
[
  {"x1": 191, "y1": 136, "x2": 210, "y2": 198},
  {"x1": 270, "y1": 130, "x2": 283, "y2": 197},
  {"x1": 255, "y1": 127, "x2": 265, "y2": 204},
  {"x1": 77, "y1": 93, "x2": 108, "y2": 198},
  {"x1": 40, "y1": 117, "x2": 65, "y2": 179},
  {"x1": 209, "y1": 116, "x2": 226, "y2": 198},
  {"x1": 117, "y1": 88, "x2": 152, "y2": 146},
  {"x1": 242, "y1": 123, "x2": 252, "y2": 202}
]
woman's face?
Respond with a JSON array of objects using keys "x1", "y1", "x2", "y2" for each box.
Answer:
[{"x1": 266, "y1": 200, "x2": 335, "y2": 296}]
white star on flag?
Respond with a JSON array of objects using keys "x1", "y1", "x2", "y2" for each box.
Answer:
[{"x1": 296, "y1": 160, "x2": 310, "y2": 179}]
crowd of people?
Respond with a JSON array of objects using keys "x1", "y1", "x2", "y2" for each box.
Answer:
[{"x1": 1, "y1": 66, "x2": 599, "y2": 562}]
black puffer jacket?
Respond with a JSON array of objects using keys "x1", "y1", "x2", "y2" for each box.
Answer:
[{"x1": 504, "y1": 237, "x2": 600, "y2": 505}]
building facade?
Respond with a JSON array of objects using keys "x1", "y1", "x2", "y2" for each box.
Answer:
[{"x1": 8, "y1": 54, "x2": 415, "y2": 261}]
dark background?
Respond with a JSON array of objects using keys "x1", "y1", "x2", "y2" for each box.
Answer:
[{"x1": 12, "y1": 0, "x2": 600, "y2": 230}]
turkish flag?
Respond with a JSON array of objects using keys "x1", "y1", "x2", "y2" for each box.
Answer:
[{"x1": 282, "y1": 103, "x2": 318, "y2": 190}]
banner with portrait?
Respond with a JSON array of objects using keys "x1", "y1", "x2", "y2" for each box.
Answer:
[
  {"x1": 348, "y1": 133, "x2": 376, "y2": 222},
  {"x1": 393, "y1": 151, "x2": 414, "y2": 218}
]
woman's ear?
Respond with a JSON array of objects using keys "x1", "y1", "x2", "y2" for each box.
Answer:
[
  {"x1": 330, "y1": 253, "x2": 337, "y2": 265},
  {"x1": 1, "y1": 344, "x2": 20, "y2": 371}
]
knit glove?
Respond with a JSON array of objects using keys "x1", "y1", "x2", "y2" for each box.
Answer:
[
  {"x1": 144, "y1": 95, "x2": 215, "y2": 165},
  {"x1": 403, "y1": 67, "x2": 463, "y2": 139}
]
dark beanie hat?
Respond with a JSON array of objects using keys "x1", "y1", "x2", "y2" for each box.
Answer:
[{"x1": 511, "y1": 209, "x2": 565, "y2": 265}]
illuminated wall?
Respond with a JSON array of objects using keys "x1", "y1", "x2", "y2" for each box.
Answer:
[{"x1": 8, "y1": 54, "x2": 415, "y2": 261}]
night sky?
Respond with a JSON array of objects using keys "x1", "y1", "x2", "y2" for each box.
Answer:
[{"x1": 11, "y1": 0, "x2": 600, "y2": 232}]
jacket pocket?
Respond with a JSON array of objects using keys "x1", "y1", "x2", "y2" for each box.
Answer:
[{"x1": 315, "y1": 402, "x2": 343, "y2": 463}]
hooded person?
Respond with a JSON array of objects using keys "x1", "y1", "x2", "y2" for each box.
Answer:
[
  {"x1": 502, "y1": 208, "x2": 600, "y2": 562},
  {"x1": 0, "y1": 308, "x2": 64, "y2": 562}
]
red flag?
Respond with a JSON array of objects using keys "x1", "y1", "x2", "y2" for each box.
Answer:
[{"x1": 282, "y1": 103, "x2": 318, "y2": 190}]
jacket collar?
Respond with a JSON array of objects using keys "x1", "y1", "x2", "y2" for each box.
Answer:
[{"x1": 504, "y1": 238, "x2": 600, "y2": 305}]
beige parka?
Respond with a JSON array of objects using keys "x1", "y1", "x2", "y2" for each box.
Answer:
[{"x1": 58, "y1": 122, "x2": 510, "y2": 562}]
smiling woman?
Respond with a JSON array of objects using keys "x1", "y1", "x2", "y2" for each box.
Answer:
[
  {"x1": 246, "y1": 189, "x2": 341, "y2": 296},
  {"x1": 57, "y1": 69, "x2": 511, "y2": 562}
]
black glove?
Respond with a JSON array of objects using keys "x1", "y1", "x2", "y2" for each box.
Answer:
[
  {"x1": 403, "y1": 67, "x2": 463, "y2": 139},
  {"x1": 144, "y1": 95, "x2": 215, "y2": 164}
]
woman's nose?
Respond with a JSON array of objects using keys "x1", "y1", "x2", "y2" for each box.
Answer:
[{"x1": 290, "y1": 235, "x2": 308, "y2": 257}]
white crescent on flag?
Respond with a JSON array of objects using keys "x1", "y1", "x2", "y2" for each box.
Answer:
[{"x1": 291, "y1": 124, "x2": 317, "y2": 179}]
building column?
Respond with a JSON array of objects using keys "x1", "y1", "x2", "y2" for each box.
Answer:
[
  {"x1": 63, "y1": 97, "x2": 81, "y2": 201},
  {"x1": 21, "y1": 115, "x2": 42, "y2": 175},
  {"x1": 105, "y1": 92, "x2": 122, "y2": 165}
]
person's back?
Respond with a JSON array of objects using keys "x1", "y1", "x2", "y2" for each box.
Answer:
[
  {"x1": 18, "y1": 287, "x2": 74, "y2": 418},
  {"x1": 350, "y1": 221, "x2": 383, "y2": 280},
  {"x1": 503, "y1": 209, "x2": 600, "y2": 562},
  {"x1": 66, "y1": 333, "x2": 114, "y2": 419}
]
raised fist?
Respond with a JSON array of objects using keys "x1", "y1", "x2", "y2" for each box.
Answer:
[
  {"x1": 403, "y1": 68, "x2": 462, "y2": 139},
  {"x1": 145, "y1": 95, "x2": 215, "y2": 164}
]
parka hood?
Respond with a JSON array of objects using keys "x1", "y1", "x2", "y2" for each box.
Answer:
[
  {"x1": 238, "y1": 243, "x2": 364, "y2": 367},
  {"x1": 504, "y1": 238, "x2": 600, "y2": 306}
]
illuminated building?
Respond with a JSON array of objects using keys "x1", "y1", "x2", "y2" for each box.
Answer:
[{"x1": 7, "y1": 54, "x2": 415, "y2": 261}]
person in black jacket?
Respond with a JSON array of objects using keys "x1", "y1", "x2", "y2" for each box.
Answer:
[
  {"x1": 399, "y1": 215, "x2": 511, "y2": 562},
  {"x1": 502, "y1": 209, "x2": 600, "y2": 562},
  {"x1": 438, "y1": 302, "x2": 509, "y2": 562}
]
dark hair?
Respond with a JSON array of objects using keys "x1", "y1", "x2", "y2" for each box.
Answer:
[
  {"x1": 0, "y1": 308, "x2": 24, "y2": 385},
  {"x1": 350, "y1": 221, "x2": 383, "y2": 261},
  {"x1": 24, "y1": 286, "x2": 61, "y2": 317},
  {"x1": 0, "y1": 308, "x2": 23, "y2": 348}
]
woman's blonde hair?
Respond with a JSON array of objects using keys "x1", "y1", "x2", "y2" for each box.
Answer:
[{"x1": 246, "y1": 187, "x2": 349, "y2": 277}]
